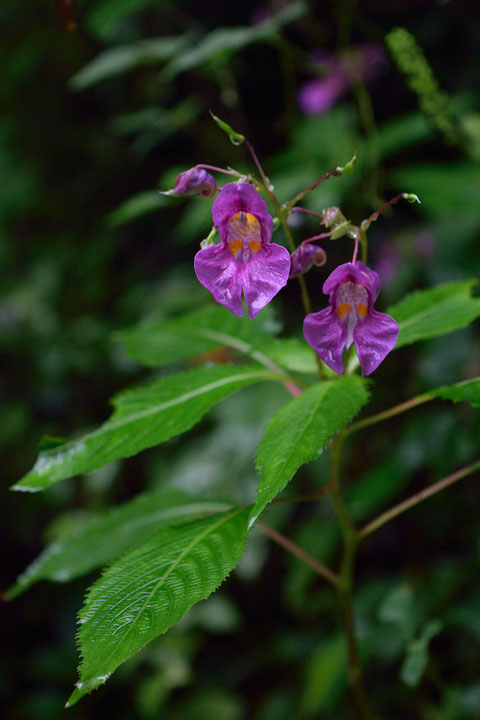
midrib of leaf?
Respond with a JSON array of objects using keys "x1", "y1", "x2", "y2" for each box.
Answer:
[
  {"x1": 81, "y1": 506, "x2": 246, "y2": 675},
  {"x1": 177, "y1": 326, "x2": 281, "y2": 373},
  {"x1": 40, "y1": 369, "x2": 273, "y2": 458}
]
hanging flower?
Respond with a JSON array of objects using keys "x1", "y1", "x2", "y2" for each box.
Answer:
[
  {"x1": 194, "y1": 183, "x2": 291, "y2": 318},
  {"x1": 289, "y1": 242, "x2": 326, "y2": 278},
  {"x1": 164, "y1": 167, "x2": 217, "y2": 197},
  {"x1": 303, "y1": 262, "x2": 399, "y2": 375}
]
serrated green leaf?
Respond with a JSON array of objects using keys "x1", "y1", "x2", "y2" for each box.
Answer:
[
  {"x1": 7, "y1": 490, "x2": 233, "y2": 599},
  {"x1": 66, "y1": 506, "x2": 250, "y2": 706},
  {"x1": 161, "y1": 2, "x2": 306, "y2": 79},
  {"x1": 69, "y1": 37, "x2": 189, "y2": 90},
  {"x1": 117, "y1": 304, "x2": 279, "y2": 368},
  {"x1": 430, "y1": 377, "x2": 480, "y2": 407},
  {"x1": 388, "y1": 279, "x2": 480, "y2": 348},
  {"x1": 12, "y1": 365, "x2": 277, "y2": 493},
  {"x1": 251, "y1": 377, "x2": 370, "y2": 525}
]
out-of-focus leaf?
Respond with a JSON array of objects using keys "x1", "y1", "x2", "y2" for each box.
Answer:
[
  {"x1": 400, "y1": 620, "x2": 442, "y2": 687},
  {"x1": 86, "y1": 0, "x2": 158, "y2": 41},
  {"x1": 161, "y1": 2, "x2": 307, "y2": 79},
  {"x1": 388, "y1": 279, "x2": 480, "y2": 348},
  {"x1": 378, "y1": 584, "x2": 417, "y2": 641},
  {"x1": 117, "y1": 304, "x2": 280, "y2": 368},
  {"x1": 254, "y1": 339, "x2": 318, "y2": 375},
  {"x1": 69, "y1": 36, "x2": 189, "y2": 90},
  {"x1": 7, "y1": 490, "x2": 233, "y2": 598},
  {"x1": 378, "y1": 111, "x2": 433, "y2": 156},
  {"x1": 66, "y1": 506, "x2": 250, "y2": 706},
  {"x1": 300, "y1": 635, "x2": 346, "y2": 715},
  {"x1": 12, "y1": 365, "x2": 278, "y2": 493},
  {"x1": 390, "y1": 163, "x2": 480, "y2": 216},
  {"x1": 251, "y1": 377, "x2": 370, "y2": 525},
  {"x1": 105, "y1": 190, "x2": 168, "y2": 227}
]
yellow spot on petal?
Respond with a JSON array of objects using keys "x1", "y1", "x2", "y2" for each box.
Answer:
[
  {"x1": 336, "y1": 303, "x2": 351, "y2": 321},
  {"x1": 228, "y1": 240, "x2": 242, "y2": 258},
  {"x1": 249, "y1": 240, "x2": 261, "y2": 254},
  {"x1": 356, "y1": 303, "x2": 368, "y2": 319}
]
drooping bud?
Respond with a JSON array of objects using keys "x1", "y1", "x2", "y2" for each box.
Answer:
[
  {"x1": 163, "y1": 168, "x2": 217, "y2": 198},
  {"x1": 289, "y1": 242, "x2": 327, "y2": 278},
  {"x1": 322, "y1": 206, "x2": 352, "y2": 239}
]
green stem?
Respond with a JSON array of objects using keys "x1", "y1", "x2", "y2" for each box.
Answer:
[
  {"x1": 257, "y1": 521, "x2": 338, "y2": 586},
  {"x1": 327, "y1": 436, "x2": 380, "y2": 719},
  {"x1": 359, "y1": 459, "x2": 480, "y2": 539},
  {"x1": 343, "y1": 393, "x2": 432, "y2": 436}
]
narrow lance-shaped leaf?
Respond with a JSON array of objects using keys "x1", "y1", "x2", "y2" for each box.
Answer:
[
  {"x1": 12, "y1": 365, "x2": 278, "y2": 493},
  {"x1": 251, "y1": 376, "x2": 370, "y2": 525},
  {"x1": 6, "y1": 490, "x2": 234, "y2": 599},
  {"x1": 66, "y1": 506, "x2": 251, "y2": 707},
  {"x1": 388, "y1": 279, "x2": 480, "y2": 348}
]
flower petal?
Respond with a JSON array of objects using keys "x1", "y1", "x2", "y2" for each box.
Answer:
[
  {"x1": 303, "y1": 307, "x2": 348, "y2": 374},
  {"x1": 194, "y1": 244, "x2": 243, "y2": 316},
  {"x1": 241, "y1": 243, "x2": 291, "y2": 319},
  {"x1": 353, "y1": 309, "x2": 399, "y2": 375},
  {"x1": 323, "y1": 261, "x2": 380, "y2": 303},
  {"x1": 212, "y1": 183, "x2": 273, "y2": 243}
]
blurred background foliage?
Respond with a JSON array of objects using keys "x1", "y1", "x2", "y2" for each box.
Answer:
[{"x1": 2, "y1": 0, "x2": 480, "y2": 718}]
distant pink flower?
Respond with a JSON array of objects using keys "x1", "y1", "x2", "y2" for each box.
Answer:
[
  {"x1": 303, "y1": 262, "x2": 398, "y2": 375},
  {"x1": 165, "y1": 167, "x2": 217, "y2": 197},
  {"x1": 298, "y1": 44, "x2": 386, "y2": 116},
  {"x1": 194, "y1": 183, "x2": 291, "y2": 318}
]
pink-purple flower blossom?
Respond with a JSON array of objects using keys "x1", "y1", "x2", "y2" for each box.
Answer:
[
  {"x1": 289, "y1": 242, "x2": 326, "y2": 278},
  {"x1": 165, "y1": 167, "x2": 217, "y2": 198},
  {"x1": 194, "y1": 183, "x2": 291, "y2": 318},
  {"x1": 303, "y1": 261, "x2": 399, "y2": 375},
  {"x1": 298, "y1": 44, "x2": 386, "y2": 116}
]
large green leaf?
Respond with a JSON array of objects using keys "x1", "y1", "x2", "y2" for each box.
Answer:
[
  {"x1": 251, "y1": 377, "x2": 370, "y2": 525},
  {"x1": 117, "y1": 304, "x2": 279, "y2": 368},
  {"x1": 388, "y1": 279, "x2": 480, "y2": 348},
  {"x1": 6, "y1": 490, "x2": 233, "y2": 599},
  {"x1": 66, "y1": 506, "x2": 250, "y2": 706},
  {"x1": 70, "y1": 36, "x2": 189, "y2": 90},
  {"x1": 105, "y1": 190, "x2": 169, "y2": 228},
  {"x1": 12, "y1": 365, "x2": 277, "y2": 493}
]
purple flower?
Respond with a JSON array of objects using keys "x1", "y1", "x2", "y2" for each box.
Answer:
[
  {"x1": 303, "y1": 262, "x2": 399, "y2": 375},
  {"x1": 165, "y1": 167, "x2": 217, "y2": 198},
  {"x1": 194, "y1": 183, "x2": 291, "y2": 318},
  {"x1": 298, "y1": 44, "x2": 386, "y2": 116},
  {"x1": 289, "y1": 242, "x2": 326, "y2": 278}
]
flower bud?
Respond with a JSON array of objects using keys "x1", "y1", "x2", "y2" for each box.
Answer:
[
  {"x1": 289, "y1": 242, "x2": 327, "y2": 278},
  {"x1": 164, "y1": 168, "x2": 217, "y2": 198}
]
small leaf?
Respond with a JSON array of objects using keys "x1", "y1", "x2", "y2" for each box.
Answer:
[
  {"x1": 400, "y1": 619, "x2": 442, "y2": 687},
  {"x1": 66, "y1": 506, "x2": 250, "y2": 706},
  {"x1": 6, "y1": 490, "x2": 233, "y2": 598},
  {"x1": 12, "y1": 365, "x2": 277, "y2": 493},
  {"x1": 430, "y1": 377, "x2": 480, "y2": 407},
  {"x1": 209, "y1": 112, "x2": 244, "y2": 146},
  {"x1": 117, "y1": 304, "x2": 279, "y2": 368},
  {"x1": 251, "y1": 376, "x2": 370, "y2": 525},
  {"x1": 388, "y1": 279, "x2": 480, "y2": 348}
]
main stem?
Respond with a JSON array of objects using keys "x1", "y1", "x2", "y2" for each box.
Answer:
[{"x1": 327, "y1": 436, "x2": 380, "y2": 719}]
